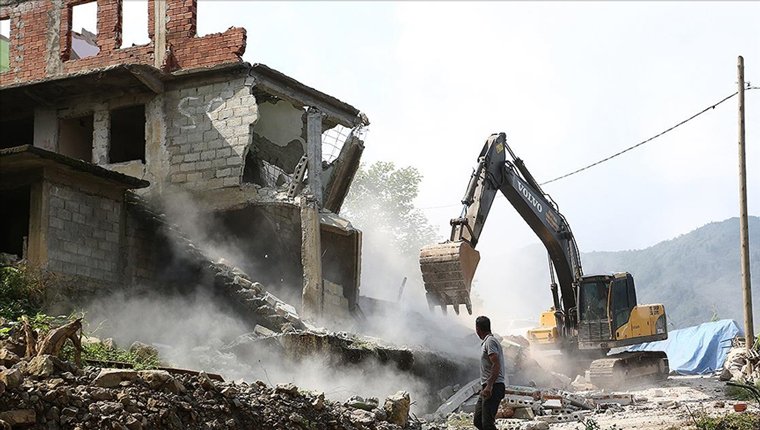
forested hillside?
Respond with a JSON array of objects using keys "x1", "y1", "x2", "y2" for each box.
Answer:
[{"x1": 582, "y1": 216, "x2": 760, "y2": 329}]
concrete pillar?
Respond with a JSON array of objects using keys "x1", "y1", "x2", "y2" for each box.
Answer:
[
  {"x1": 33, "y1": 108, "x2": 58, "y2": 151},
  {"x1": 144, "y1": 95, "x2": 167, "y2": 194},
  {"x1": 92, "y1": 106, "x2": 110, "y2": 164},
  {"x1": 300, "y1": 196, "x2": 323, "y2": 319},
  {"x1": 153, "y1": 0, "x2": 168, "y2": 68},
  {"x1": 306, "y1": 107, "x2": 323, "y2": 206}
]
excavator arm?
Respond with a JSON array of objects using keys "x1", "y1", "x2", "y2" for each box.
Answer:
[{"x1": 420, "y1": 133, "x2": 582, "y2": 330}]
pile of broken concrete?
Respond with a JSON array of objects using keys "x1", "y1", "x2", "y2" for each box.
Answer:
[
  {"x1": 721, "y1": 345, "x2": 760, "y2": 383},
  {"x1": 0, "y1": 317, "x2": 419, "y2": 430},
  {"x1": 0, "y1": 355, "x2": 416, "y2": 430}
]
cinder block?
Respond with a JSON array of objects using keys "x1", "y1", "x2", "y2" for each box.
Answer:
[
  {"x1": 50, "y1": 217, "x2": 64, "y2": 229},
  {"x1": 226, "y1": 116, "x2": 242, "y2": 127},
  {"x1": 225, "y1": 97, "x2": 242, "y2": 109},
  {"x1": 49, "y1": 197, "x2": 64, "y2": 209},
  {"x1": 58, "y1": 209, "x2": 72, "y2": 221},
  {"x1": 64, "y1": 200, "x2": 80, "y2": 212},
  {"x1": 241, "y1": 115, "x2": 258, "y2": 125},
  {"x1": 200, "y1": 150, "x2": 215, "y2": 160},
  {"x1": 207, "y1": 178, "x2": 224, "y2": 189}
]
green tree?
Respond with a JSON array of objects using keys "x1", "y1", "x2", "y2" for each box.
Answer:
[
  {"x1": 342, "y1": 161, "x2": 440, "y2": 300},
  {"x1": 343, "y1": 161, "x2": 438, "y2": 256}
]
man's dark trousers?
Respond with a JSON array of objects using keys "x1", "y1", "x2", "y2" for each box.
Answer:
[{"x1": 473, "y1": 382, "x2": 505, "y2": 430}]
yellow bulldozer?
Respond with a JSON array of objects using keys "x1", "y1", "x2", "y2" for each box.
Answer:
[{"x1": 419, "y1": 133, "x2": 669, "y2": 386}]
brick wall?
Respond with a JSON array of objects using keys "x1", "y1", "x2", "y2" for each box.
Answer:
[
  {"x1": 164, "y1": 75, "x2": 257, "y2": 190},
  {"x1": 46, "y1": 181, "x2": 122, "y2": 282},
  {"x1": 0, "y1": 0, "x2": 246, "y2": 86}
]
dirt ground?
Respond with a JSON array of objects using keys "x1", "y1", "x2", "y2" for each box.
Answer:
[{"x1": 550, "y1": 375, "x2": 757, "y2": 430}]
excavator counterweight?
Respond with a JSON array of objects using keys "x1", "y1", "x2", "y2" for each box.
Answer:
[{"x1": 420, "y1": 240, "x2": 480, "y2": 315}]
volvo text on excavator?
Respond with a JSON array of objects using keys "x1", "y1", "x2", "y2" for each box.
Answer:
[{"x1": 419, "y1": 132, "x2": 669, "y2": 386}]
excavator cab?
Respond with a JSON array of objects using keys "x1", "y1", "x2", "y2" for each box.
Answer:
[{"x1": 577, "y1": 273, "x2": 667, "y2": 350}]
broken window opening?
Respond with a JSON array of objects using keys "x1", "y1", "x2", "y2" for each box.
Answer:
[
  {"x1": 120, "y1": 0, "x2": 150, "y2": 48},
  {"x1": 321, "y1": 124, "x2": 352, "y2": 164},
  {"x1": 109, "y1": 105, "x2": 146, "y2": 163},
  {"x1": 0, "y1": 186, "x2": 31, "y2": 261},
  {"x1": 242, "y1": 148, "x2": 294, "y2": 188},
  {"x1": 0, "y1": 116, "x2": 34, "y2": 149},
  {"x1": 58, "y1": 114, "x2": 94, "y2": 162},
  {"x1": 0, "y1": 18, "x2": 10, "y2": 73},
  {"x1": 69, "y1": 2, "x2": 99, "y2": 60}
]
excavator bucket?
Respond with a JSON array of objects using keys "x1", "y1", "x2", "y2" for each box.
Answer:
[{"x1": 419, "y1": 241, "x2": 480, "y2": 315}]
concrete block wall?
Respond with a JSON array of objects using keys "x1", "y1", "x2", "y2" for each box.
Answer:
[
  {"x1": 0, "y1": 0, "x2": 245, "y2": 86},
  {"x1": 124, "y1": 209, "x2": 161, "y2": 286},
  {"x1": 324, "y1": 280, "x2": 351, "y2": 321},
  {"x1": 46, "y1": 181, "x2": 122, "y2": 282},
  {"x1": 164, "y1": 76, "x2": 257, "y2": 190}
]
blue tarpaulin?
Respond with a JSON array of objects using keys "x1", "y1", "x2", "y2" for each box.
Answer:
[{"x1": 621, "y1": 319, "x2": 742, "y2": 375}]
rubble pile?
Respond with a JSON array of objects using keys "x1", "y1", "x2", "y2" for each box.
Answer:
[
  {"x1": 429, "y1": 382, "x2": 609, "y2": 425},
  {"x1": 0, "y1": 314, "x2": 423, "y2": 430},
  {"x1": 0, "y1": 353, "x2": 418, "y2": 430},
  {"x1": 721, "y1": 345, "x2": 760, "y2": 383}
]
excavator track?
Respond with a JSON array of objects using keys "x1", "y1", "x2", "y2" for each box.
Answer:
[{"x1": 589, "y1": 351, "x2": 669, "y2": 388}]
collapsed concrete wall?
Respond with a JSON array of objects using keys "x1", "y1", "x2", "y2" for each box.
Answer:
[{"x1": 0, "y1": 0, "x2": 370, "y2": 328}]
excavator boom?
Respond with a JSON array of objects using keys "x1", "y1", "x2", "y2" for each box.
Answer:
[{"x1": 419, "y1": 133, "x2": 581, "y2": 326}]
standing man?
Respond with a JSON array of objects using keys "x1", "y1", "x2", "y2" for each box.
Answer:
[{"x1": 474, "y1": 315, "x2": 506, "y2": 430}]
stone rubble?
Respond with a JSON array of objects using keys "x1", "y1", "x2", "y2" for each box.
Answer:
[
  {"x1": 721, "y1": 345, "x2": 760, "y2": 383},
  {"x1": 0, "y1": 352, "x2": 420, "y2": 430}
]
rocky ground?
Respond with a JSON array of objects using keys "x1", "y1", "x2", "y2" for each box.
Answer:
[
  {"x1": 431, "y1": 375, "x2": 758, "y2": 430},
  {"x1": 0, "y1": 354, "x2": 417, "y2": 430},
  {"x1": 554, "y1": 375, "x2": 756, "y2": 430}
]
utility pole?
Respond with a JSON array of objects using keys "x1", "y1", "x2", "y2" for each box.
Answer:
[{"x1": 737, "y1": 55, "x2": 754, "y2": 351}]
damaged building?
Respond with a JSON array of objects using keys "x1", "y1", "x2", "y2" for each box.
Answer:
[{"x1": 0, "y1": 0, "x2": 368, "y2": 325}]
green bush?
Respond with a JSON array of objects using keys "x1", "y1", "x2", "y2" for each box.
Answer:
[
  {"x1": 0, "y1": 265, "x2": 45, "y2": 321},
  {"x1": 694, "y1": 412, "x2": 760, "y2": 430},
  {"x1": 79, "y1": 341, "x2": 160, "y2": 370}
]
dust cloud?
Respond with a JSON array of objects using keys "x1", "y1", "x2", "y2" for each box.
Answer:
[{"x1": 82, "y1": 288, "x2": 434, "y2": 412}]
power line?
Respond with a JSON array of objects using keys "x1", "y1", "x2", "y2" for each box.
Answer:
[
  {"x1": 420, "y1": 85, "x2": 759, "y2": 210},
  {"x1": 541, "y1": 86, "x2": 759, "y2": 185}
]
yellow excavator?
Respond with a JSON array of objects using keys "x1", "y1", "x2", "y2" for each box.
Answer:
[{"x1": 419, "y1": 133, "x2": 669, "y2": 386}]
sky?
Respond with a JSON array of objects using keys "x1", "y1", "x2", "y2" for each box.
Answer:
[
  {"x1": 93, "y1": 1, "x2": 759, "y2": 322},
  {"x1": 188, "y1": 1, "x2": 758, "y2": 250}
]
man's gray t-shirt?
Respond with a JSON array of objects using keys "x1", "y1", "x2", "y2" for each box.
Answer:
[{"x1": 480, "y1": 334, "x2": 506, "y2": 385}]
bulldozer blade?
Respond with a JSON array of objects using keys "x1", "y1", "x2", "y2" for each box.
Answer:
[{"x1": 420, "y1": 241, "x2": 480, "y2": 315}]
